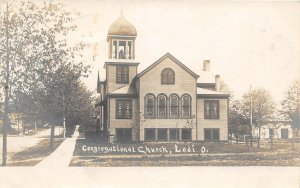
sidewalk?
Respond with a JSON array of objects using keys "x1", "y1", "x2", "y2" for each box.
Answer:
[{"x1": 36, "y1": 125, "x2": 79, "y2": 167}]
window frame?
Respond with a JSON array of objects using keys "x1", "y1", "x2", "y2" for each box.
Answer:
[
  {"x1": 144, "y1": 94, "x2": 156, "y2": 119},
  {"x1": 204, "y1": 100, "x2": 220, "y2": 120},
  {"x1": 181, "y1": 128, "x2": 192, "y2": 141},
  {"x1": 161, "y1": 68, "x2": 175, "y2": 85},
  {"x1": 144, "y1": 128, "x2": 156, "y2": 141},
  {"x1": 157, "y1": 94, "x2": 168, "y2": 119},
  {"x1": 116, "y1": 65, "x2": 129, "y2": 84},
  {"x1": 181, "y1": 94, "x2": 192, "y2": 119},
  {"x1": 169, "y1": 94, "x2": 180, "y2": 119},
  {"x1": 115, "y1": 99, "x2": 132, "y2": 119}
]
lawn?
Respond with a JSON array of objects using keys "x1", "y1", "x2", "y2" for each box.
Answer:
[
  {"x1": 8, "y1": 138, "x2": 64, "y2": 166},
  {"x1": 70, "y1": 139, "x2": 300, "y2": 166}
]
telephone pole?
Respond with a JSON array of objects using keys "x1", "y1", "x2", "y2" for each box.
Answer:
[
  {"x1": 2, "y1": 2, "x2": 10, "y2": 166},
  {"x1": 250, "y1": 85, "x2": 253, "y2": 146}
]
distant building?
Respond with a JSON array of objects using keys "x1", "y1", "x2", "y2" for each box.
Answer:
[
  {"x1": 252, "y1": 121, "x2": 293, "y2": 139},
  {"x1": 96, "y1": 12, "x2": 230, "y2": 142}
]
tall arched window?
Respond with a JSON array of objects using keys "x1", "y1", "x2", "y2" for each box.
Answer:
[
  {"x1": 170, "y1": 94, "x2": 179, "y2": 118},
  {"x1": 145, "y1": 94, "x2": 156, "y2": 118},
  {"x1": 157, "y1": 94, "x2": 167, "y2": 119},
  {"x1": 161, "y1": 68, "x2": 175, "y2": 85},
  {"x1": 182, "y1": 94, "x2": 191, "y2": 118}
]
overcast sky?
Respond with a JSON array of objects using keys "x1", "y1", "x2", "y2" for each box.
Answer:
[{"x1": 60, "y1": 0, "x2": 300, "y2": 103}]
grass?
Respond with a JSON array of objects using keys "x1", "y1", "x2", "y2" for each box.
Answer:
[
  {"x1": 70, "y1": 139, "x2": 300, "y2": 167},
  {"x1": 8, "y1": 138, "x2": 64, "y2": 166}
]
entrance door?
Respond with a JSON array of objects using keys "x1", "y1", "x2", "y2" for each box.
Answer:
[
  {"x1": 281, "y1": 129, "x2": 288, "y2": 139},
  {"x1": 204, "y1": 128, "x2": 220, "y2": 141},
  {"x1": 116, "y1": 128, "x2": 132, "y2": 143}
]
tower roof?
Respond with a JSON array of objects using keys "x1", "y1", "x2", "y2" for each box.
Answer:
[{"x1": 107, "y1": 11, "x2": 137, "y2": 37}]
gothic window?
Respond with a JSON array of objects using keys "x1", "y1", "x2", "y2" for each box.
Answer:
[
  {"x1": 157, "y1": 94, "x2": 167, "y2": 119},
  {"x1": 145, "y1": 94, "x2": 156, "y2": 118},
  {"x1": 204, "y1": 100, "x2": 220, "y2": 119},
  {"x1": 116, "y1": 65, "x2": 129, "y2": 83},
  {"x1": 170, "y1": 94, "x2": 179, "y2": 118},
  {"x1": 116, "y1": 100, "x2": 132, "y2": 119},
  {"x1": 181, "y1": 94, "x2": 191, "y2": 118},
  {"x1": 161, "y1": 68, "x2": 175, "y2": 85}
]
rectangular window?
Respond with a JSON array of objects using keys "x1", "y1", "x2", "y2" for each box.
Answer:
[
  {"x1": 181, "y1": 128, "x2": 192, "y2": 141},
  {"x1": 269, "y1": 128, "x2": 274, "y2": 138},
  {"x1": 204, "y1": 128, "x2": 220, "y2": 141},
  {"x1": 115, "y1": 128, "x2": 132, "y2": 143},
  {"x1": 204, "y1": 100, "x2": 220, "y2": 119},
  {"x1": 116, "y1": 65, "x2": 129, "y2": 83},
  {"x1": 116, "y1": 100, "x2": 132, "y2": 119},
  {"x1": 281, "y1": 129, "x2": 288, "y2": 139},
  {"x1": 145, "y1": 128, "x2": 156, "y2": 141},
  {"x1": 157, "y1": 129, "x2": 168, "y2": 141},
  {"x1": 169, "y1": 128, "x2": 180, "y2": 141}
]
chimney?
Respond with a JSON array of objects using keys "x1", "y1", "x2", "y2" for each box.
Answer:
[
  {"x1": 203, "y1": 60, "x2": 210, "y2": 72},
  {"x1": 215, "y1": 75, "x2": 221, "y2": 92}
]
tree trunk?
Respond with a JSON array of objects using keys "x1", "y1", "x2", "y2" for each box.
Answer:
[
  {"x1": 257, "y1": 124, "x2": 261, "y2": 148},
  {"x1": 2, "y1": 3, "x2": 10, "y2": 166},
  {"x1": 50, "y1": 124, "x2": 55, "y2": 150}
]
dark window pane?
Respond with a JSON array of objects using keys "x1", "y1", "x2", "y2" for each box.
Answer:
[
  {"x1": 145, "y1": 94, "x2": 156, "y2": 118},
  {"x1": 212, "y1": 129, "x2": 220, "y2": 141},
  {"x1": 161, "y1": 68, "x2": 175, "y2": 84},
  {"x1": 157, "y1": 129, "x2": 168, "y2": 141},
  {"x1": 182, "y1": 95, "x2": 191, "y2": 118},
  {"x1": 145, "y1": 128, "x2": 156, "y2": 141},
  {"x1": 169, "y1": 129, "x2": 180, "y2": 141},
  {"x1": 116, "y1": 65, "x2": 129, "y2": 83},
  {"x1": 181, "y1": 128, "x2": 192, "y2": 140},
  {"x1": 157, "y1": 95, "x2": 167, "y2": 118},
  {"x1": 116, "y1": 100, "x2": 132, "y2": 119}
]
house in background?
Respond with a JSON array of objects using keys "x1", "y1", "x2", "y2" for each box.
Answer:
[
  {"x1": 96, "y1": 12, "x2": 230, "y2": 143},
  {"x1": 252, "y1": 121, "x2": 293, "y2": 140}
]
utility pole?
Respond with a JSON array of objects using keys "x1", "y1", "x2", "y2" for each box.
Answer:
[
  {"x1": 250, "y1": 85, "x2": 253, "y2": 147},
  {"x1": 2, "y1": 2, "x2": 10, "y2": 166}
]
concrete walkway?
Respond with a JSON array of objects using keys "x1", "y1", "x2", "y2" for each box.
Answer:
[{"x1": 36, "y1": 125, "x2": 79, "y2": 167}]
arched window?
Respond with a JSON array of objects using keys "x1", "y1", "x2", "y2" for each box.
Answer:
[
  {"x1": 170, "y1": 94, "x2": 179, "y2": 118},
  {"x1": 181, "y1": 94, "x2": 191, "y2": 118},
  {"x1": 161, "y1": 68, "x2": 175, "y2": 85},
  {"x1": 145, "y1": 94, "x2": 156, "y2": 118},
  {"x1": 157, "y1": 94, "x2": 167, "y2": 119}
]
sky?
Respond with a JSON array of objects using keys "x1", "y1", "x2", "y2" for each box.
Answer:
[{"x1": 59, "y1": 0, "x2": 299, "y2": 103}]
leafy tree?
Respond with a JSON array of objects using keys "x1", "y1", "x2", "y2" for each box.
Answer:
[
  {"x1": 281, "y1": 80, "x2": 300, "y2": 147},
  {"x1": 242, "y1": 88, "x2": 276, "y2": 148},
  {"x1": 228, "y1": 99, "x2": 248, "y2": 142},
  {"x1": 0, "y1": 0, "x2": 91, "y2": 165}
]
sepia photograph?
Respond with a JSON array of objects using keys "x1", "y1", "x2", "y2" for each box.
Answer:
[{"x1": 0, "y1": 0, "x2": 299, "y2": 187}]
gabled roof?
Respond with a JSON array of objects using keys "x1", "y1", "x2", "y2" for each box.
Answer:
[{"x1": 137, "y1": 52, "x2": 199, "y2": 78}]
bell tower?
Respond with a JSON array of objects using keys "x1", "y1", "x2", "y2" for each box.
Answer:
[
  {"x1": 104, "y1": 11, "x2": 139, "y2": 93},
  {"x1": 107, "y1": 11, "x2": 137, "y2": 60}
]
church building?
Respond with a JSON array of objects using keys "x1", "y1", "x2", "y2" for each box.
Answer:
[{"x1": 96, "y1": 12, "x2": 229, "y2": 143}]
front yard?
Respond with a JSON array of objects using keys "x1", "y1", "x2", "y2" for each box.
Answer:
[{"x1": 70, "y1": 139, "x2": 300, "y2": 166}]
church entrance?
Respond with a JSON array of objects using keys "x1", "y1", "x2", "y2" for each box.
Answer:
[{"x1": 115, "y1": 128, "x2": 132, "y2": 143}]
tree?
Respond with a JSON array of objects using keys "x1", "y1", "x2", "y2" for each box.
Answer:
[
  {"x1": 130, "y1": 112, "x2": 145, "y2": 142},
  {"x1": 228, "y1": 99, "x2": 248, "y2": 143},
  {"x1": 242, "y1": 88, "x2": 276, "y2": 148},
  {"x1": 0, "y1": 0, "x2": 90, "y2": 165},
  {"x1": 281, "y1": 80, "x2": 300, "y2": 149}
]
